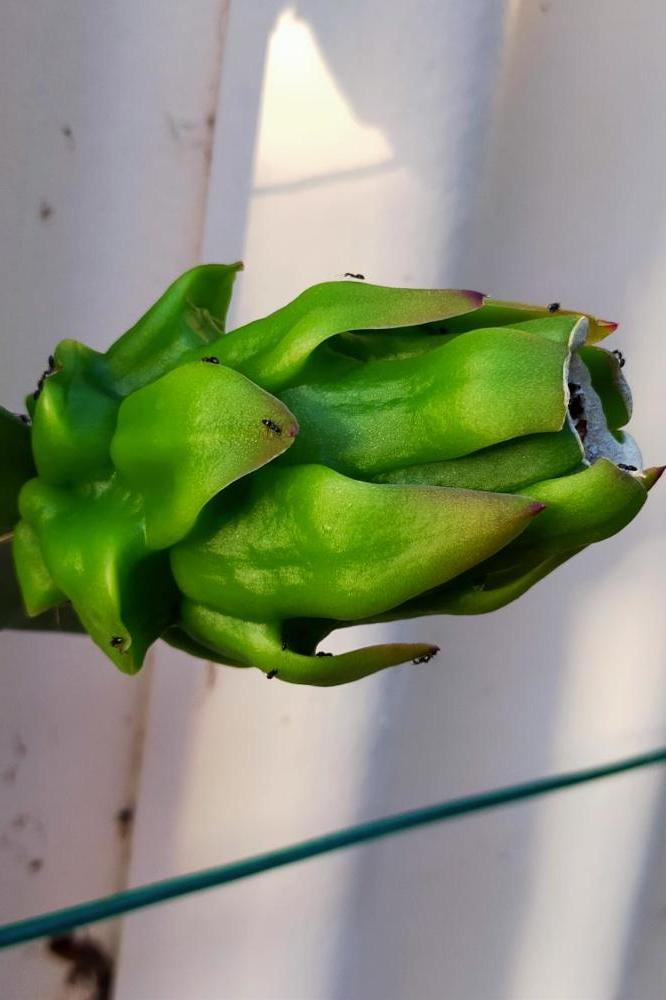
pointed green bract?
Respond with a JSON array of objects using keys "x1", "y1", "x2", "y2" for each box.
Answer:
[
  {"x1": 330, "y1": 327, "x2": 455, "y2": 362},
  {"x1": 202, "y1": 282, "x2": 485, "y2": 391},
  {"x1": 12, "y1": 519, "x2": 66, "y2": 615},
  {"x1": 31, "y1": 341, "x2": 119, "y2": 486},
  {"x1": 171, "y1": 464, "x2": 543, "y2": 622},
  {"x1": 373, "y1": 430, "x2": 584, "y2": 492},
  {"x1": 385, "y1": 460, "x2": 649, "y2": 621},
  {"x1": 390, "y1": 551, "x2": 580, "y2": 618},
  {"x1": 514, "y1": 459, "x2": 649, "y2": 554},
  {"x1": 111, "y1": 361, "x2": 299, "y2": 550},
  {"x1": 508, "y1": 314, "x2": 586, "y2": 346},
  {"x1": 281, "y1": 327, "x2": 569, "y2": 477},
  {"x1": 440, "y1": 298, "x2": 617, "y2": 344},
  {"x1": 180, "y1": 601, "x2": 439, "y2": 687},
  {"x1": 105, "y1": 263, "x2": 243, "y2": 394},
  {"x1": 18, "y1": 478, "x2": 176, "y2": 673}
]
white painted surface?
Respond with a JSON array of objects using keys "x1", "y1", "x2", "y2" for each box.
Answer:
[
  {"x1": 0, "y1": 1, "x2": 227, "y2": 997},
  {"x1": 2, "y1": 1, "x2": 666, "y2": 999}
]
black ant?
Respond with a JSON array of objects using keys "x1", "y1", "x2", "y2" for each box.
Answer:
[
  {"x1": 110, "y1": 636, "x2": 125, "y2": 650},
  {"x1": 344, "y1": 272, "x2": 365, "y2": 280},
  {"x1": 315, "y1": 651, "x2": 333, "y2": 657},
  {"x1": 548, "y1": 302, "x2": 560, "y2": 313},
  {"x1": 618, "y1": 463, "x2": 637, "y2": 471},
  {"x1": 266, "y1": 669, "x2": 278, "y2": 679},
  {"x1": 612, "y1": 349, "x2": 625, "y2": 368},
  {"x1": 262, "y1": 418, "x2": 282, "y2": 435},
  {"x1": 568, "y1": 397, "x2": 584, "y2": 421},
  {"x1": 201, "y1": 356, "x2": 220, "y2": 364}
]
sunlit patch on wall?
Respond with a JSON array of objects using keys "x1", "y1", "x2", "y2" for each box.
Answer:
[{"x1": 253, "y1": 8, "x2": 395, "y2": 194}]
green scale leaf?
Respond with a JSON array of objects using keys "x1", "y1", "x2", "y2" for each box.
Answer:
[
  {"x1": 111, "y1": 361, "x2": 300, "y2": 549},
  {"x1": 373, "y1": 429, "x2": 584, "y2": 493},
  {"x1": 31, "y1": 341, "x2": 119, "y2": 486},
  {"x1": 199, "y1": 282, "x2": 485, "y2": 390},
  {"x1": 382, "y1": 459, "x2": 652, "y2": 619},
  {"x1": 438, "y1": 298, "x2": 618, "y2": 344},
  {"x1": 15, "y1": 477, "x2": 176, "y2": 673},
  {"x1": 105, "y1": 263, "x2": 243, "y2": 394},
  {"x1": 279, "y1": 326, "x2": 571, "y2": 478},
  {"x1": 177, "y1": 603, "x2": 442, "y2": 687},
  {"x1": 171, "y1": 463, "x2": 544, "y2": 624}
]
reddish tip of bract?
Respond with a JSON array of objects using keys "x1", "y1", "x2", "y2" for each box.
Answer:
[
  {"x1": 528, "y1": 501, "x2": 547, "y2": 516},
  {"x1": 644, "y1": 465, "x2": 665, "y2": 490},
  {"x1": 461, "y1": 290, "x2": 486, "y2": 308}
]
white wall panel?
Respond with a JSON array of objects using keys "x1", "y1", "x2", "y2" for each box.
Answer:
[
  {"x1": 0, "y1": 2, "x2": 227, "y2": 997},
  {"x1": 3, "y1": 2, "x2": 665, "y2": 999}
]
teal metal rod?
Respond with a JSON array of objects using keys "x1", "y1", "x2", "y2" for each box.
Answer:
[{"x1": 2, "y1": 744, "x2": 665, "y2": 950}]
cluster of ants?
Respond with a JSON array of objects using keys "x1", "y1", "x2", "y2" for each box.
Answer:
[
  {"x1": 567, "y1": 380, "x2": 588, "y2": 442},
  {"x1": 32, "y1": 354, "x2": 56, "y2": 401},
  {"x1": 16, "y1": 353, "x2": 59, "y2": 423}
]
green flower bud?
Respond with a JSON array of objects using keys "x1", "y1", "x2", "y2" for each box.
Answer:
[{"x1": 3, "y1": 266, "x2": 660, "y2": 683}]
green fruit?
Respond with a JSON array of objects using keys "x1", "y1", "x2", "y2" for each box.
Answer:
[{"x1": 3, "y1": 266, "x2": 660, "y2": 683}]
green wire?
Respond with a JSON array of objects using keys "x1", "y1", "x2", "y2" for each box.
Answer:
[{"x1": 1, "y1": 743, "x2": 665, "y2": 950}]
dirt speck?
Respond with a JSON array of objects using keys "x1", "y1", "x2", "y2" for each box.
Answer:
[
  {"x1": 61, "y1": 124, "x2": 75, "y2": 150},
  {"x1": 116, "y1": 805, "x2": 134, "y2": 839},
  {"x1": 12, "y1": 812, "x2": 45, "y2": 836},
  {"x1": 38, "y1": 201, "x2": 54, "y2": 222},
  {"x1": 48, "y1": 934, "x2": 114, "y2": 1000},
  {"x1": 27, "y1": 857, "x2": 43, "y2": 873},
  {"x1": 167, "y1": 112, "x2": 215, "y2": 162},
  {"x1": 2, "y1": 736, "x2": 27, "y2": 784}
]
